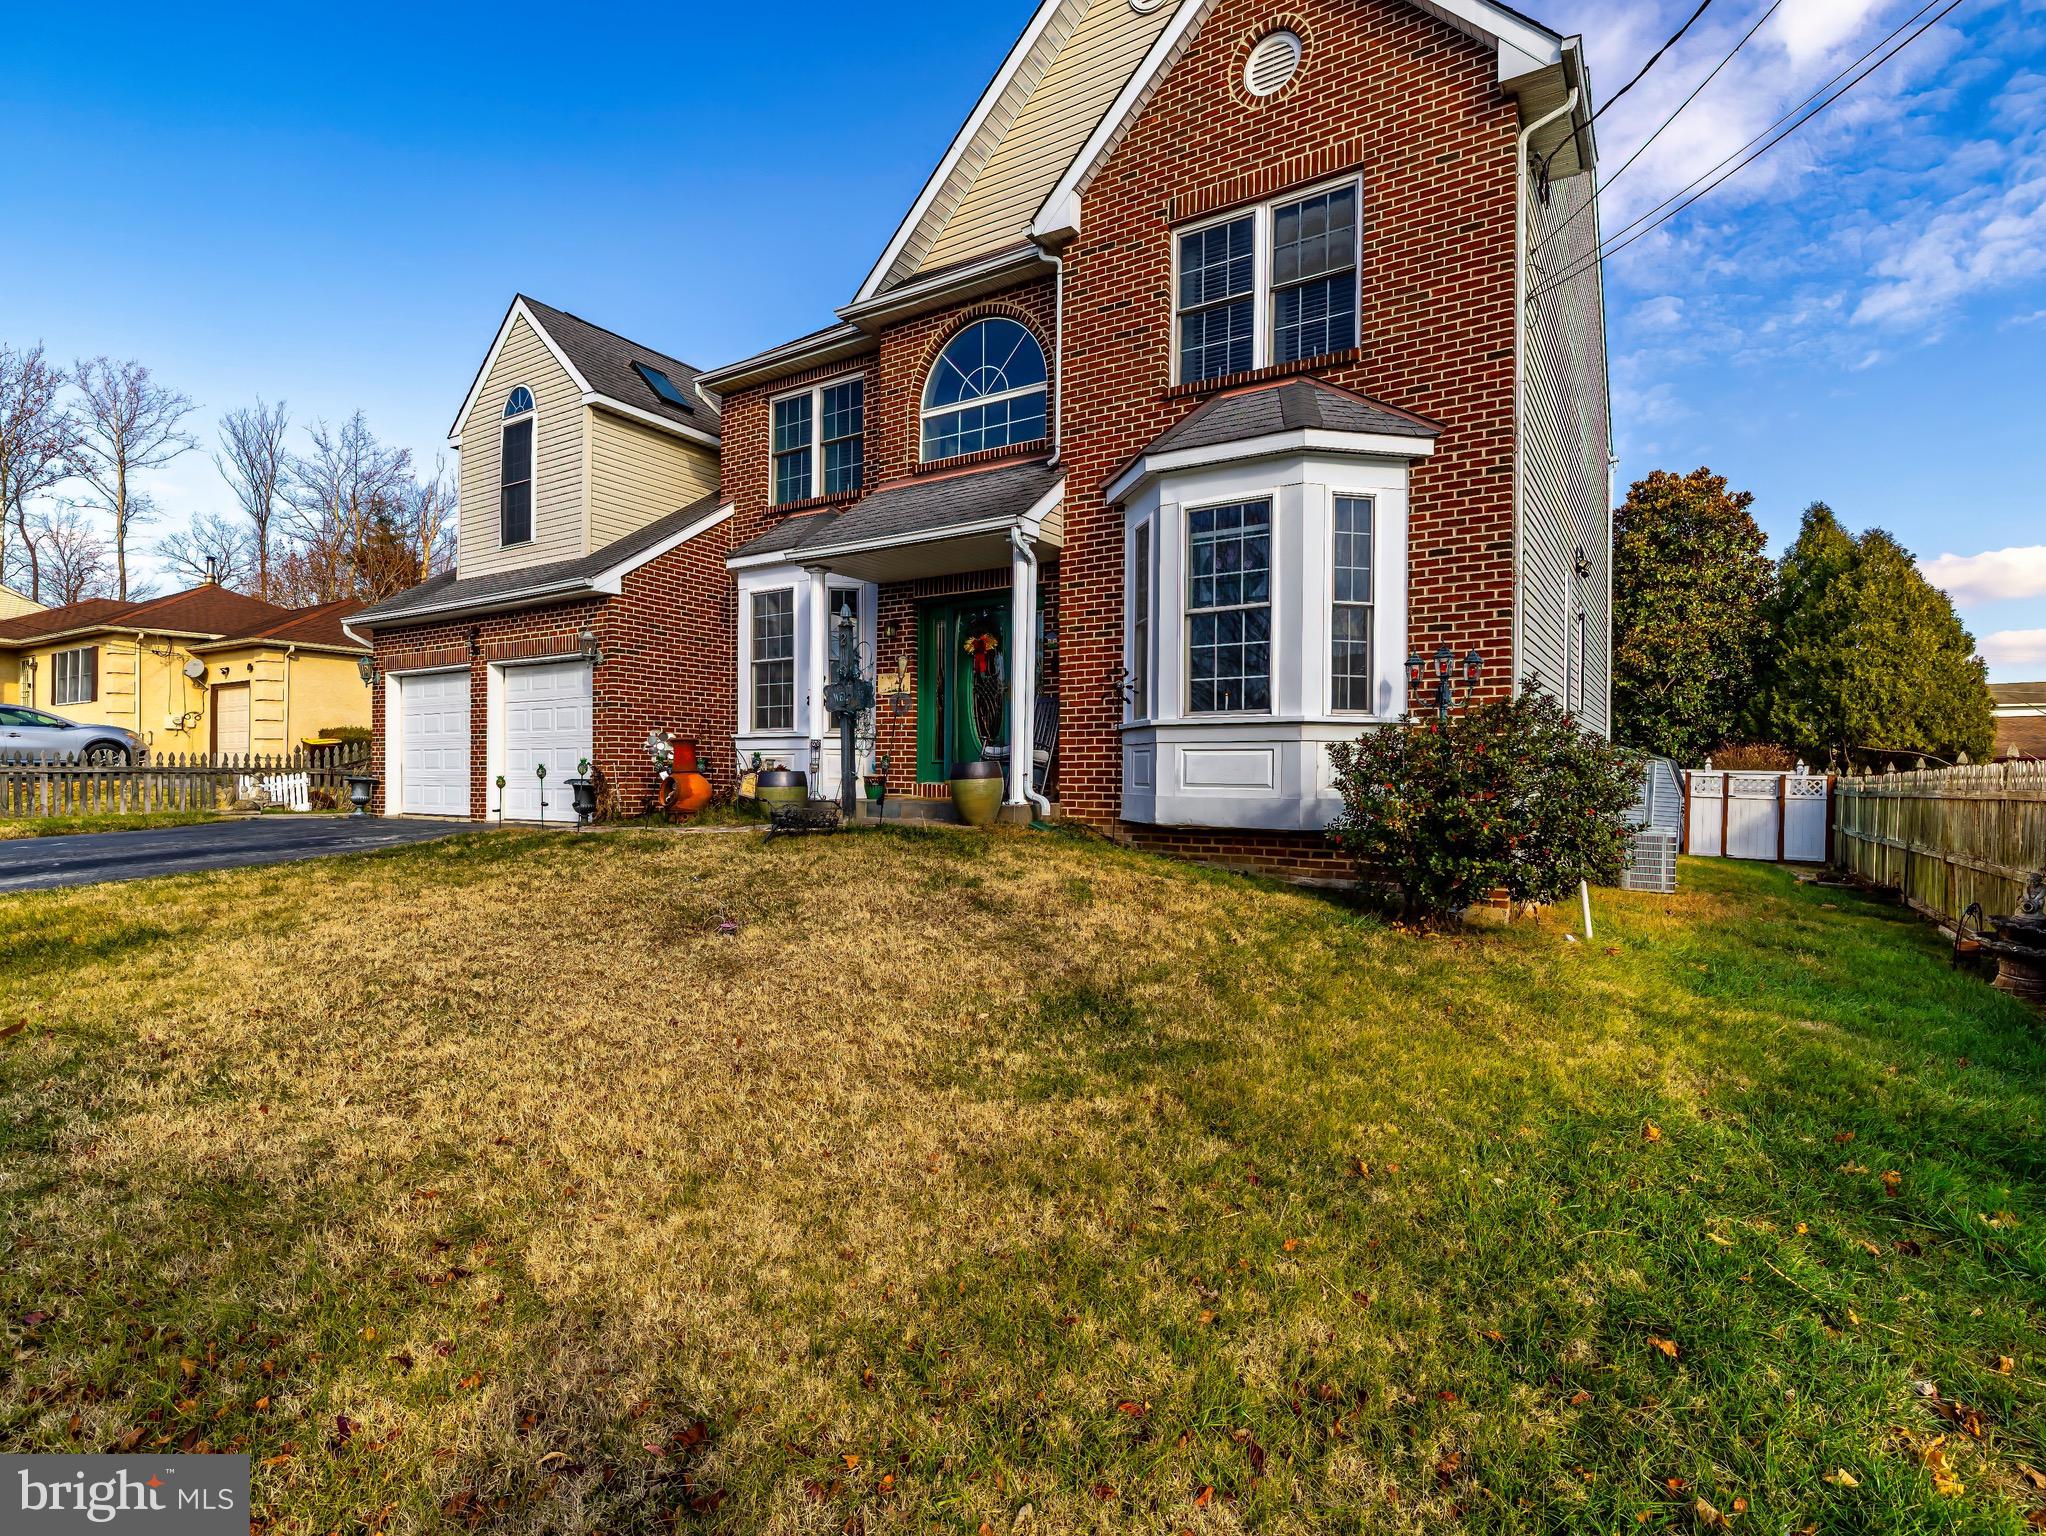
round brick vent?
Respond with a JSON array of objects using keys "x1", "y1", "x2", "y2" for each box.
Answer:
[{"x1": 1243, "y1": 29, "x2": 1302, "y2": 97}]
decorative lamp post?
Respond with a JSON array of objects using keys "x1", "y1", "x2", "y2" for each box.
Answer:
[
  {"x1": 822, "y1": 606, "x2": 878, "y2": 817},
  {"x1": 1405, "y1": 644, "x2": 1484, "y2": 721},
  {"x1": 535, "y1": 761, "x2": 547, "y2": 827}
]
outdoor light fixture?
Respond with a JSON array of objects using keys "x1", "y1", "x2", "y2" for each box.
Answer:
[
  {"x1": 356, "y1": 654, "x2": 375, "y2": 687},
  {"x1": 1405, "y1": 644, "x2": 1484, "y2": 721},
  {"x1": 577, "y1": 626, "x2": 603, "y2": 668}
]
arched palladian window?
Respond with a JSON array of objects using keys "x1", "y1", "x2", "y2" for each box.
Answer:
[
  {"x1": 501, "y1": 387, "x2": 535, "y2": 545},
  {"x1": 921, "y1": 318, "x2": 1046, "y2": 462}
]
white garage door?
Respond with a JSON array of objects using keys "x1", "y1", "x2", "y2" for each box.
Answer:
[
  {"x1": 502, "y1": 661, "x2": 592, "y2": 821},
  {"x1": 398, "y1": 671, "x2": 471, "y2": 817}
]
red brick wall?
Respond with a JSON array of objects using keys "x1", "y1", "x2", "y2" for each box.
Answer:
[
  {"x1": 1053, "y1": 0, "x2": 1521, "y2": 823},
  {"x1": 367, "y1": 521, "x2": 736, "y2": 819}
]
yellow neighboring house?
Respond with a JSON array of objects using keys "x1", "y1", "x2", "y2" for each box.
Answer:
[{"x1": 0, "y1": 585, "x2": 371, "y2": 755}]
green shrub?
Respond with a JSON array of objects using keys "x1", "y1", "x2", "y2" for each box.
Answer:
[
  {"x1": 1708, "y1": 741, "x2": 1797, "y2": 771},
  {"x1": 316, "y1": 726, "x2": 372, "y2": 745},
  {"x1": 1326, "y1": 682, "x2": 1644, "y2": 923}
]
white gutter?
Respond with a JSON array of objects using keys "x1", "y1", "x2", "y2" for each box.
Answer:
[
  {"x1": 1512, "y1": 87, "x2": 1578, "y2": 698},
  {"x1": 1009, "y1": 527, "x2": 1052, "y2": 817},
  {"x1": 1047, "y1": 250, "x2": 1065, "y2": 466}
]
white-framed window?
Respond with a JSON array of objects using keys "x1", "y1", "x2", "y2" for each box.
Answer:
[
  {"x1": 1186, "y1": 498, "x2": 1272, "y2": 714},
  {"x1": 53, "y1": 646, "x2": 97, "y2": 707},
  {"x1": 500, "y1": 386, "x2": 534, "y2": 546},
  {"x1": 1130, "y1": 520, "x2": 1153, "y2": 721},
  {"x1": 921, "y1": 318, "x2": 1047, "y2": 462},
  {"x1": 772, "y1": 375, "x2": 865, "y2": 505},
  {"x1": 1174, "y1": 177, "x2": 1360, "y2": 385},
  {"x1": 750, "y1": 588, "x2": 796, "y2": 730},
  {"x1": 1330, "y1": 494, "x2": 1374, "y2": 712}
]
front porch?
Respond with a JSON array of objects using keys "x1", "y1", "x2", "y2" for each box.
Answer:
[{"x1": 728, "y1": 458, "x2": 1063, "y2": 814}]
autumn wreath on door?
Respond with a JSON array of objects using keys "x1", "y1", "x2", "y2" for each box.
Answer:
[{"x1": 965, "y1": 629, "x2": 1006, "y2": 751}]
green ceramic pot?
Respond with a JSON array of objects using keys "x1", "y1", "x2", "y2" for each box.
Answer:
[
  {"x1": 948, "y1": 759, "x2": 1004, "y2": 829},
  {"x1": 754, "y1": 768, "x2": 808, "y2": 813}
]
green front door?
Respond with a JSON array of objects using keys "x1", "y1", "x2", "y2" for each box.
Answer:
[{"x1": 917, "y1": 597, "x2": 1010, "y2": 782}]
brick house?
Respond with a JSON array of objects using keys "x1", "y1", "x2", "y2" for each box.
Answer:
[
  {"x1": 351, "y1": 296, "x2": 732, "y2": 818},
  {"x1": 694, "y1": 0, "x2": 1611, "y2": 876}
]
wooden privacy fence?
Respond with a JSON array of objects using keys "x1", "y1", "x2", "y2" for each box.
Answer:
[
  {"x1": 1833, "y1": 760, "x2": 2046, "y2": 922},
  {"x1": 0, "y1": 745, "x2": 370, "y2": 819}
]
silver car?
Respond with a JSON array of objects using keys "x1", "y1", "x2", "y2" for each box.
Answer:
[{"x1": 0, "y1": 705, "x2": 142, "y2": 765}]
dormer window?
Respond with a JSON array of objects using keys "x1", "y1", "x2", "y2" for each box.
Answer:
[
  {"x1": 921, "y1": 318, "x2": 1047, "y2": 462},
  {"x1": 501, "y1": 387, "x2": 534, "y2": 546}
]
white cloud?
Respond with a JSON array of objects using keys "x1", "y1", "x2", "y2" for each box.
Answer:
[
  {"x1": 1853, "y1": 161, "x2": 2046, "y2": 325},
  {"x1": 1922, "y1": 544, "x2": 2046, "y2": 602},
  {"x1": 1771, "y1": 0, "x2": 1890, "y2": 63},
  {"x1": 1636, "y1": 294, "x2": 1685, "y2": 327},
  {"x1": 1981, "y1": 627, "x2": 2046, "y2": 666}
]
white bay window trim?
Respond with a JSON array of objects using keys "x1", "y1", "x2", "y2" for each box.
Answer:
[
  {"x1": 1119, "y1": 451, "x2": 1412, "y2": 832},
  {"x1": 734, "y1": 562, "x2": 877, "y2": 797}
]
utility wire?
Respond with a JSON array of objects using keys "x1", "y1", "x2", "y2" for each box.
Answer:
[
  {"x1": 1531, "y1": 0, "x2": 1785, "y2": 260},
  {"x1": 1533, "y1": 0, "x2": 1965, "y2": 300},
  {"x1": 1595, "y1": 0, "x2": 1719, "y2": 125}
]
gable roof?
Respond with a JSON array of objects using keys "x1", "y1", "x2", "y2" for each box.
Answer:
[
  {"x1": 449, "y1": 296, "x2": 721, "y2": 449},
  {"x1": 352, "y1": 495, "x2": 731, "y2": 629},
  {"x1": 191, "y1": 598, "x2": 369, "y2": 654},
  {"x1": 0, "y1": 587, "x2": 368, "y2": 650},
  {"x1": 1991, "y1": 682, "x2": 2046, "y2": 709},
  {"x1": 0, "y1": 597, "x2": 136, "y2": 643},
  {"x1": 855, "y1": 0, "x2": 1569, "y2": 305}
]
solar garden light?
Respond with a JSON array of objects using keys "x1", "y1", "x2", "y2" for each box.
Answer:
[
  {"x1": 494, "y1": 774, "x2": 507, "y2": 828},
  {"x1": 535, "y1": 761, "x2": 547, "y2": 827}
]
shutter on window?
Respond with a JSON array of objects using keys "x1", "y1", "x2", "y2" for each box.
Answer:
[{"x1": 86, "y1": 647, "x2": 98, "y2": 704}]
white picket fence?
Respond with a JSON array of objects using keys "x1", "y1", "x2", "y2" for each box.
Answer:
[{"x1": 1683, "y1": 769, "x2": 1834, "y2": 863}]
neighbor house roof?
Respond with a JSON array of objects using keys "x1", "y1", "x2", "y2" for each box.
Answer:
[
  {"x1": 730, "y1": 459, "x2": 1063, "y2": 564},
  {"x1": 0, "y1": 587, "x2": 369, "y2": 651},
  {"x1": 1990, "y1": 681, "x2": 2046, "y2": 709},
  {"x1": 352, "y1": 495, "x2": 732, "y2": 629}
]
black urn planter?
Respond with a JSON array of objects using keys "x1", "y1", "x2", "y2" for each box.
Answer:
[
  {"x1": 755, "y1": 768, "x2": 809, "y2": 814},
  {"x1": 343, "y1": 775, "x2": 377, "y2": 817},
  {"x1": 567, "y1": 776, "x2": 599, "y2": 825}
]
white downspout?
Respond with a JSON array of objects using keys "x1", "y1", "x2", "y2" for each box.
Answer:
[
  {"x1": 804, "y1": 567, "x2": 830, "y2": 794},
  {"x1": 1513, "y1": 87, "x2": 1578, "y2": 697},
  {"x1": 1046, "y1": 250, "x2": 1065, "y2": 467},
  {"x1": 1606, "y1": 452, "x2": 1620, "y2": 741},
  {"x1": 1009, "y1": 527, "x2": 1051, "y2": 818}
]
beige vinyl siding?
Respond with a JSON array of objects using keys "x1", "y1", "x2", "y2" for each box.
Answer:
[
  {"x1": 0, "y1": 586, "x2": 42, "y2": 620},
  {"x1": 1520, "y1": 168, "x2": 1612, "y2": 736},
  {"x1": 455, "y1": 313, "x2": 586, "y2": 578},
  {"x1": 903, "y1": 0, "x2": 1175, "y2": 281},
  {"x1": 587, "y1": 408, "x2": 721, "y2": 550}
]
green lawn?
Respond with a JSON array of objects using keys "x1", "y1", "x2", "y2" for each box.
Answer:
[
  {"x1": 0, "y1": 830, "x2": 2039, "y2": 1534},
  {"x1": 0, "y1": 810, "x2": 226, "y2": 840}
]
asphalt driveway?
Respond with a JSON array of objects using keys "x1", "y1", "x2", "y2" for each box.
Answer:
[{"x1": 0, "y1": 816, "x2": 484, "y2": 894}]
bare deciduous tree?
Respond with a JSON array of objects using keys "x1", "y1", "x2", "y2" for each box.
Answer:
[
  {"x1": 71, "y1": 357, "x2": 198, "y2": 600},
  {"x1": 35, "y1": 504, "x2": 114, "y2": 606},
  {"x1": 214, "y1": 398, "x2": 290, "y2": 599},
  {"x1": 0, "y1": 342, "x2": 78, "y2": 603},
  {"x1": 282, "y1": 412, "x2": 413, "y2": 604},
  {"x1": 409, "y1": 455, "x2": 457, "y2": 582},
  {"x1": 157, "y1": 510, "x2": 255, "y2": 591}
]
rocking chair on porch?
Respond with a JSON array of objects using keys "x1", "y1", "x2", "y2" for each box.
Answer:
[{"x1": 983, "y1": 693, "x2": 1059, "y2": 802}]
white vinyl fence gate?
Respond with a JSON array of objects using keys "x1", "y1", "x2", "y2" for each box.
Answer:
[{"x1": 1683, "y1": 770, "x2": 1833, "y2": 863}]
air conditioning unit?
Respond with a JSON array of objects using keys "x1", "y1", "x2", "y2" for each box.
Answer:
[{"x1": 1623, "y1": 828, "x2": 1679, "y2": 895}]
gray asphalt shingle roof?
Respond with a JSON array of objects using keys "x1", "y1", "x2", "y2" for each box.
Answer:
[
  {"x1": 354, "y1": 494, "x2": 724, "y2": 628},
  {"x1": 519, "y1": 296, "x2": 721, "y2": 434},
  {"x1": 729, "y1": 459, "x2": 1061, "y2": 562},
  {"x1": 1144, "y1": 376, "x2": 1440, "y2": 458}
]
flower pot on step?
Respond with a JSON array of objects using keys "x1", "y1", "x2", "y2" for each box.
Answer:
[{"x1": 948, "y1": 759, "x2": 1004, "y2": 828}]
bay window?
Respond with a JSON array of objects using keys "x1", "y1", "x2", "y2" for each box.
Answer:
[
  {"x1": 1175, "y1": 179, "x2": 1360, "y2": 385},
  {"x1": 1186, "y1": 499, "x2": 1271, "y2": 713},
  {"x1": 750, "y1": 588, "x2": 795, "y2": 730},
  {"x1": 1330, "y1": 495, "x2": 1373, "y2": 711},
  {"x1": 1130, "y1": 521, "x2": 1152, "y2": 719}
]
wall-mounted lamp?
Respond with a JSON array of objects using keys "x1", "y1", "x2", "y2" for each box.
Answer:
[
  {"x1": 578, "y1": 625, "x2": 603, "y2": 668},
  {"x1": 1405, "y1": 644, "x2": 1483, "y2": 721},
  {"x1": 356, "y1": 654, "x2": 376, "y2": 687},
  {"x1": 1573, "y1": 546, "x2": 1592, "y2": 580}
]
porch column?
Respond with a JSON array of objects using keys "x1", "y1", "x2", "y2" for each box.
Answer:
[
  {"x1": 1008, "y1": 536, "x2": 1032, "y2": 807},
  {"x1": 805, "y1": 567, "x2": 830, "y2": 794}
]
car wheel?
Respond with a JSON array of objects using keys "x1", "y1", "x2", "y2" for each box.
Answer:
[{"x1": 84, "y1": 743, "x2": 133, "y2": 767}]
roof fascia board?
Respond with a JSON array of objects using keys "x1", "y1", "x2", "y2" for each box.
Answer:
[
  {"x1": 588, "y1": 504, "x2": 734, "y2": 594},
  {"x1": 448, "y1": 297, "x2": 595, "y2": 445},
  {"x1": 852, "y1": 0, "x2": 1069, "y2": 306},
  {"x1": 696, "y1": 324, "x2": 873, "y2": 398},
  {"x1": 727, "y1": 482, "x2": 1065, "y2": 572},
  {"x1": 354, "y1": 577, "x2": 595, "y2": 630},
  {"x1": 837, "y1": 245, "x2": 1052, "y2": 328},
  {"x1": 1107, "y1": 427, "x2": 1437, "y2": 503},
  {"x1": 584, "y1": 393, "x2": 723, "y2": 450}
]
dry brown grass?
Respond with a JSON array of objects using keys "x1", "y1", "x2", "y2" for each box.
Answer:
[{"x1": 1, "y1": 828, "x2": 2040, "y2": 1535}]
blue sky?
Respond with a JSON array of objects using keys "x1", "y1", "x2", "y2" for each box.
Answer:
[{"x1": 3, "y1": 0, "x2": 2040, "y2": 676}]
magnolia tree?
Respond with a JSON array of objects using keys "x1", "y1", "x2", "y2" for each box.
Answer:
[{"x1": 1326, "y1": 682, "x2": 1644, "y2": 923}]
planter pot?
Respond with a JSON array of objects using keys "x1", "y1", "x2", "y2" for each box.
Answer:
[
  {"x1": 567, "y1": 776, "x2": 598, "y2": 825},
  {"x1": 670, "y1": 738, "x2": 701, "y2": 773},
  {"x1": 664, "y1": 767, "x2": 714, "y2": 818},
  {"x1": 948, "y1": 759, "x2": 1004, "y2": 829},
  {"x1": 754, "y1": 768, "x2": 808, "y2": 814},
  {"x1": 865, "y1": 780, "x2": 886, "y2": 802},
  {"x1": 343, "y1": 775, "x2": 377, "y2": 817}
]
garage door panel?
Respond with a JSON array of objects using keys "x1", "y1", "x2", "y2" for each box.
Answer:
[
  {"x1": 399, "y1": 671, "x2": 471, "y2": 817},
  {"x1": 502, "y1": 662, "x2": 592, "y2": 821}
]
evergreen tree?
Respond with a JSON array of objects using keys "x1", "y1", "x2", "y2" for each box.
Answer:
[
  {"x1": 1611, "y1": 467, "x2": 1775, "y2": 761},
  {"x1": 1764, "y1": 504, "x2": 1994, "y2": 763}
]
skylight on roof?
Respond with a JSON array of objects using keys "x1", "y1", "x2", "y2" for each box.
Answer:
[{"x1": 633, "y1": 362, "x2": 694, "y2": 412}]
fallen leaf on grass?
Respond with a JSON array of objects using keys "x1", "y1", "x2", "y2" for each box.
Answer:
[
  {"x1": 1996, "y1": 1357, "x2": 2014, "y2": 1376},
  {"x1": 1880, "y1": 1171, "x2": 1902, "y2": 1197},
  {"x1": 1857, "y1": 1240, "x2": 1883, "y2": 1257},
  {"x1": 1569, "y1": 1390, "x2": 1593, "y2": 1407},
  {"x1": 2017, "y1": 1464, "x2": 2046, "y2": 1491},
  {"x1": 1693, "y1": 1497, "x2": 1730, "y2": 1530},
  {"x1": 1833, "y1": 1132, "x2": 1856, "y2": 1144},
  {"x1": 1643, "y1": 1122, "x2": 1663, "y2": 1143},
  {"x1": 1705, "y1": 1231, "x2": 1734, "y2": 1248},
  {"x1": 1195, "y1": 1486, "x2": 1213, "y2": 1508},
  {"x1": 1822, "y1": 1469, "x2": 1859, "y2": 1488},
  {"x1": 1436, "y1": 1452, "x2": 1462, "y2": 1482},
  {"x1": 1649, "y1": 1336, "x2": 1679, "y2": 1359}
]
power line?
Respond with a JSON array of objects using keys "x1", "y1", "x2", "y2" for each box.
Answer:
[
  {"x1": 1594, "y1": 0, "x2": 1719, "y2": 126},
  {"x1": 1532, "y1": 0, "x2": 1785, "y2": 261},
  {"x1": 1533, "y1": 0, "x2": 1966, "y2": 300}
]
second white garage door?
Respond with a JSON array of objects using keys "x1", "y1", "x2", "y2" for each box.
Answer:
[
  {"x1": 398, "y1": 671, "x2": 471, "y2": 816},
  {"x1": 502, "y1": 661, "x2": 592, "y2": 821}
]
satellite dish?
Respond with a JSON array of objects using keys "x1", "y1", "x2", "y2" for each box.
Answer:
[{"x1": 183, "y1": 658, "x2": 207, "y2": 682}]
